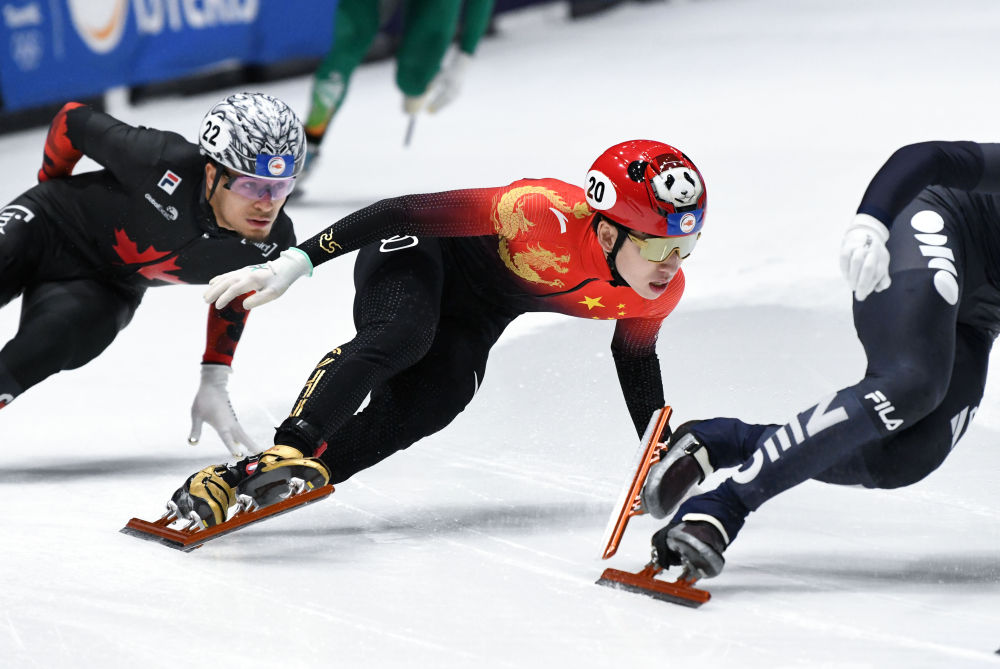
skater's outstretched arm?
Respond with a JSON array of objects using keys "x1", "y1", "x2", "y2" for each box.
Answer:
[
  {"x1": 204, "y1": 187, "x2": 505, "y2": 309},
  {"x1": 843, "y1": 141, "x2": 1000, "y2": 300},
  {"x1": 188, "y1": 299, "x2": 263, "y2": 457}
]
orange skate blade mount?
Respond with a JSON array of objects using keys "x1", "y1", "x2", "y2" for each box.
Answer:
[
  {"x1": 120, "y1": 484, "x2": 334, "y2": 552},
  {"x1": 597, "y1": 563, "x2": 710, "y2": 608},
  {"x1": 596, "y1": 406, "x2": 711, "y2": 607},
  {"x1": 599, "y1": 406, "x2": 672, "y2": 560}
]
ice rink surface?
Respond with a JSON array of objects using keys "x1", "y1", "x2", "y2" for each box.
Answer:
[{"x1": 2, "y1": 0, "x2": 1000, "y2": 666}]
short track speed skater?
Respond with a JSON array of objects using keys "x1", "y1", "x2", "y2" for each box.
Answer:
[{"x1": 595, "y1": 406, "x2": 712, "y2": 607}]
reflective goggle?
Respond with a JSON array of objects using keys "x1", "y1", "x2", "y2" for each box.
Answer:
[
  {"x1": 627, "y1": 231, "x2": 701, "y2": 262},
  {"x1": 223, "y1": 172, "x2": 296, "y2": 201}
]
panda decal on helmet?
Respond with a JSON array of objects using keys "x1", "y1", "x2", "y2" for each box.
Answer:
[{"x1": 644, "y1": 154, "x2": 704, "y2": 212}]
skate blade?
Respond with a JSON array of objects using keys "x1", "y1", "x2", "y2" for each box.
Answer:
[
  {"x1": 596, "y1": 565, "x2": 710, "y2": 608},
  {"x1": 120, "y1": 484, "x2": 335, "y2": 552},
  {"x1": 600, "y1": 406, "x2": 672, "y2": 560}
]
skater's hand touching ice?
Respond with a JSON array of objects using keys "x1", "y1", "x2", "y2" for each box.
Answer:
[{"x1": 188, "y1": 364, "x2": 263, "y2": 457}]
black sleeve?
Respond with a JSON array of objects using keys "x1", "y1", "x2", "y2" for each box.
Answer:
[
  {"x1": 64, "y1": 105, "x2": 187, "y2": 190},
  {"x1": 976, "y1": 144, "x2": 1000, "y2": 192},
  {"x1": 297, "y1": 188, "x2": 501, "y2": 268},
  {"x1": 613, "y1": 352, "x2": 666, "y2": 439},
  {"x1": 611, "y1": 318, "x2": 666, "y2": 439},
  {"x1": 856, "y1": 141, "x2": 1000, "y2": 227}
]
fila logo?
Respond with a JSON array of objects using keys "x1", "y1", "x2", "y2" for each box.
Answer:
[
  {"x1": 864, "y1": 390, "x2": 903, "y2": 431},
  {"x1": 380, "y1": 235, "x2": 419, "y2": 253},
  {"x1": 158, "y1": 170, "x2": 181, "y2": 195},
  {"x1": 910, "y1": 210, "x2": 958, "y2": 305},
  {"x1": 731, "y1": 393, "x2": 849, "y2": 484},
  {"x1": 950, "y1": 405, "x2": 978, "y2": 450}
]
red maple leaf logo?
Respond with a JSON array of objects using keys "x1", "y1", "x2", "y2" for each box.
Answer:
[{"x1": 111, "y1": 228, "x2": 187, "y2": 284}]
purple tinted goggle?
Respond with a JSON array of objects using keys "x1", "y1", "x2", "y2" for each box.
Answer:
[{"x1": 223, "y1": 171, "x2": 296, "y2": 201}]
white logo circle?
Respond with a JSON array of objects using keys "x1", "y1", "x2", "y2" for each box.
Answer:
[
  {"x1": 202, "y1": 115, "x2": 232, "y2": 152},
  {"x1": 67, "y1": 0, "x2": 129, "y2": 54},
  {"x1": 585, "y1": 170, "x2": 617, "y2": 211},
  {"x1": 679, "y1": 213, "x2": 696, "y2": 233},
  {"x1": 267, "y1": 156, "x2": 286, "y2": 176}
]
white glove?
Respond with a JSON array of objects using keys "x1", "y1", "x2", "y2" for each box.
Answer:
[
  {"x1": 204, "y1": 247, "x2": 312, "y2": 310},
  {"x1": 839, "y1": 213, "x2": 891, "y2": 301},
  {"x1": 188, "y1": 365, "x2": 263, "y2": 457},
  {"x1": 427, "y1": 49, "x2": 471, "y2": 113},
  {"x1": 403, "y1": 93, "x2": 428, "y2": 115}
]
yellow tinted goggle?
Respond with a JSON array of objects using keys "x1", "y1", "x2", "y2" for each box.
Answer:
[{"x1": 627, "y1": 232, "x2": 700, "y2": 262}]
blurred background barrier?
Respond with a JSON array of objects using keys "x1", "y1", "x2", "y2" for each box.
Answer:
[
  {"x1": 0, "y1": 1, "x2": 337, "y2": 121},
  {"x1": 0, "y1": 0, "x2": 617, "y2": 133}
]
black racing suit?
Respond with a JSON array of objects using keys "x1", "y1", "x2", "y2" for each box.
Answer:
[
  {"x1": 700, "y1": 142, "x2": 1000, "y2": 521},
  {"x1": 0, "y1": 104, "x2": 295, "y2": 406}
]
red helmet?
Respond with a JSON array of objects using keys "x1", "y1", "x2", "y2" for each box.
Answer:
[{"x1": 585, "y1": 140, "x2": 706, "y2": 238}]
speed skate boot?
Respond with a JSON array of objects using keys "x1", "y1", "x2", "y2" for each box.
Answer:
[
  {"x1": 641, "y1": 421, "x2": 715, "y2": 519},
  {"x1": 236, "y1": 445, "x2": 331, "y2": 510},
  {"x1": 651, "y1": 482, "x2": 750, "y2": 579},
  {"x1": 169, "y1": 463, "x2": 245, "y2": 529}
]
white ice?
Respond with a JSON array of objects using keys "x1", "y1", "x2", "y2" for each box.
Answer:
[{"x1": 2, "y1": 1, "x2": 999, "y2": 667}]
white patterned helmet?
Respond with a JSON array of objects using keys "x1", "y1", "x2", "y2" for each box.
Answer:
[{"x1": 199, "y1": 92, "x2": 305, "y2": 178}]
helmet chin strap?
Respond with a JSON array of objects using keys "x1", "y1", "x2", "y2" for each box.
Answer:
[
  {"x1": 604, "y1": 220, "x2": 631, "y2": 288},
  {"x1": 206, "y1": 162, "x2": 226, "y2": 202}
]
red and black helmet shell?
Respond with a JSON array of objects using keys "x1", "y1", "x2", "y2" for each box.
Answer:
[{"x1": 585, "y1": 139, "x2": 706, "y2": 238}]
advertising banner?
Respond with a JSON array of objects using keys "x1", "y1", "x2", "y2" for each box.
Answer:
[{"x1": 0, "y1": 0, "x2": 336, "y2": 112}]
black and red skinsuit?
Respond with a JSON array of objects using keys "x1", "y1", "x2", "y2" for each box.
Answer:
[{"x1": 0, "y1": 104, "x2": 295, "y2": 407}]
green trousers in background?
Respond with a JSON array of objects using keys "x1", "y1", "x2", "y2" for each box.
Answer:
[{"x1": 305, "y1": 0, "x2": 493, "y2": 143}]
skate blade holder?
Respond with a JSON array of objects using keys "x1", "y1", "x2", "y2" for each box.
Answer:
[
  {"x1": 596, "y1": 562, "x2": 710, "y2": 608},
  {"x1": 599, "y1": 406, "x2": 672, "y2": 560},
  {"x1": 596, "y1": 406, "x2": 711, "y2": 607},
  {"x1": 234, "y1": 477, "x2": 306, "y2": 513},
  {"x1": 120, "y1": 484, "x2": 334, "y2": 552}
]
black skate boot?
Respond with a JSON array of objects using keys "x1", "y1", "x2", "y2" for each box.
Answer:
[
  {"x1": 658, "y1": 520, "x2": 728, "y2": 579},
  {"x1": 641, "y1": 422, "x2": 715, "y2": 519},
  {"x1": 650, "y1": 483, "x2": 749, "y2": 579},
  {"x1": 236, "y1": 445, "x2": 331, "y2": 510},
  {"x1": 169, "y1": 463, "x2": 245, "y2": 528}
]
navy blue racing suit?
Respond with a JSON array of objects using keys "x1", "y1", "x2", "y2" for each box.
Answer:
[{"x1": 698, "y1": 142, "x2": 1000, "y2": 523}]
